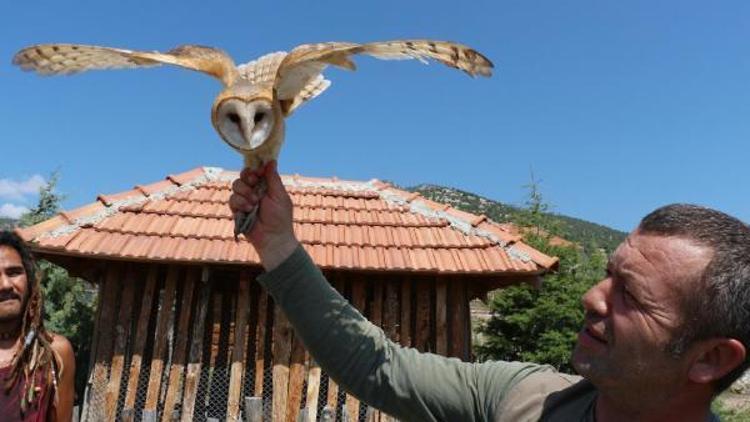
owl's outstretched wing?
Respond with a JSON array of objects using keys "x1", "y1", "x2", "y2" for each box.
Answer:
[
  {"x1": 238, "y1": 51, "x2": 331, "y2": 116},
  {"x1": 274, "y1": 40, "x2": 493, "y2": 111},
  {"x1": 12, "y1": 44, "x2": 239, "y2": 86}
]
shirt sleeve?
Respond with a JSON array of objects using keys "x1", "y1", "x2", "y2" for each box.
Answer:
[{"x1": 257, "y1": 245, "x2": 549, "y2": 422}]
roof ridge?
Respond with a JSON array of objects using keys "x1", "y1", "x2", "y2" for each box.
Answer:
[
  {"x1": 40, "y1": 167, "x2": 222, "y2": 240},
  {"x1": 375, "y1": 188, "x2": 533, "y2": 263}
]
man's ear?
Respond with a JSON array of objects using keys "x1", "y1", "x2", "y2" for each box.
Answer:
[{"x1": 688, "y1": 338, "x2": 746, "y2": 384}]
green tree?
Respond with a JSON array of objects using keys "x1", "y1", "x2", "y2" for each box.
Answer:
[
  {"x1": 19, "y1": 172, "x2": 96, "y2": 404},
  {"x1": 475, "y1": 177, "x2": 607, "y2": 373}
]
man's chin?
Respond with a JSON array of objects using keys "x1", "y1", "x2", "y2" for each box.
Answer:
[{"x1": 0, "y1": 304, "x2": 23, "y2": 323}]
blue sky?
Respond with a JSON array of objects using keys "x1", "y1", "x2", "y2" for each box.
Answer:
[{"x1": 1, "y1": 1, "x2": 748, "y2": 231}]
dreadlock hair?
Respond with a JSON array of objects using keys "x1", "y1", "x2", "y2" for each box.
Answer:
[{"x1": 0, "y1": 231, "x2": 61, "y2": 416}]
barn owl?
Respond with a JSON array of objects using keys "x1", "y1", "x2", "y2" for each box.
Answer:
[{"x1": 13, "y1": 40, "x2": 493, "y2": 238}]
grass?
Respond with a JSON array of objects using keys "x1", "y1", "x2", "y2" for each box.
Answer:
[{"x1": 713, "y1": 395, "x2": 750, "y2": 421}]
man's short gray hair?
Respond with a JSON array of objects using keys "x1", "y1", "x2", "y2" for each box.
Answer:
[{"x1": 639, "y1": 204, "x2": 750, "y2": 392}]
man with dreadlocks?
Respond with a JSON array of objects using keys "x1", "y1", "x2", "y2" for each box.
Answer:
[{"x1": 0, "y1": 231, "x2": 75, "y2": 421}]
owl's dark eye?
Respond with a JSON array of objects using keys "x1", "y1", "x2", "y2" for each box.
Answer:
[
  {"x1": 227, "y1": 112, "x2": 240, "y2": 124},
  {"x1": 254, "y1": 112, "x2": 265, "y2": 124}
]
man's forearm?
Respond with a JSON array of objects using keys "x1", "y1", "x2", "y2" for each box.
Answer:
[{"x1": 257, "y1": 245, "x2": 542, "y2": 421}]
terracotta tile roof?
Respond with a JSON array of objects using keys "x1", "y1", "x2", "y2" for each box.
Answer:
[{"x1": 16, "y1": 167, "x2": 558, "y2": 274}]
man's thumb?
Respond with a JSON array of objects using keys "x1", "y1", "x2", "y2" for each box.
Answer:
[{"x1": 264, "y1": 160, "x2": 284, "y2": 195}]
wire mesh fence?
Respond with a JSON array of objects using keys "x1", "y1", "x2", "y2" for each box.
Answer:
[{"x1": 79, "y1": 262, "x2": 464, "y2": 421}]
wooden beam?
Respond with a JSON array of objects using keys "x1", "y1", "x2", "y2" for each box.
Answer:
[
  {"x1": 305, "y1": 358, "x2": 322, "y2": 422},
  {"x1": 384, "y1": 280, "x2": 399, "y2": 343},
  {"x1": 415, "y1": 280, "x2": 431, "y2": 352},
  {"x1": 104, "y1": 265, "x2": 137, "y2": 420},
  {"x1": 207, "y1": 289, "x2": 232, "y2": 418},
  {"x1": 345, "y1": 278, "x2": 366, "y2": 421},
  {"x1": 399, "y1": 280, "x2": 411, "y2": 347},
  {"x1": 449, "y1": 280, "x2": 469, "y2": 360},
  {"x1": 180, "y1": 272, "x2": 212, "y2": 422},
  {"x1": 87, "y1": 264, "x2": 123, "y2": 420},
  {"x1": 228, "y1": 271, "x2": 252, "y2": 420},
  {"x1": 144, "y1": 266, "x2": 179, "y2": 412},
  {"x1": 121, "y1": 265, "x2": 158, "y2": 419},
  {"x1": 286, "y1": 332, "x2": 306, "y2": 421},
  {"x1": 272, "y1": 305, "x2": 293, "y2": 421},
  {"x1": 435, "y1": 279, "x2": 448, "y2": 356},
  {"x1": 161, "y1": 268, "x2": 198, "y2": 421},
  {"x1": 371, "y1": 280, "x2": 383, "y2": 327},
  {"x1": 254, "y1": 291, "x2": 269, "y2": 397}
]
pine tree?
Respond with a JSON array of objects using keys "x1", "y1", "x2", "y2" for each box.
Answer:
[
  {"x1": 19, "y1": 172, "x2": 95, "y2": 404},
  {"x1": 475, "y1": 177, "x2": 607, "y2": 373}
]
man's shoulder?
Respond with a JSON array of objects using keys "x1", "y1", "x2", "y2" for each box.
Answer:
[
  {"x1": 497, "y1": 368, "x2": 594, "y2": 421},
  {"x1": 48, "y1": 332, "x2": 73, "y2": 354},
  {"x1": 48, "y1": 332, "x2": 75, "y2": 368}
]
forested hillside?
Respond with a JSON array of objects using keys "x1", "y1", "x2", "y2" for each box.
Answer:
[
  {"x1": 408, "y1": 184, "x2": 626, "y2": 252},
  {"x1": 0, "y1": 218, "x2": 16, "y2": 230}
]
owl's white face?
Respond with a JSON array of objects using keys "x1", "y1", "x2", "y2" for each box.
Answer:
[{"x1": 215, "y1": 98, "x2": 275, "y2": 151}]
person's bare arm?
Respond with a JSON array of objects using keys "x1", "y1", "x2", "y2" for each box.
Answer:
[{"x1": 51, "y1": 334, "x2": 75, "y2": 422}]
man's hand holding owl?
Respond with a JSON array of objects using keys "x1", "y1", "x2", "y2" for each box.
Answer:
[{"x1": 230, "y1": 161, "x2": 299, "y2": 271}]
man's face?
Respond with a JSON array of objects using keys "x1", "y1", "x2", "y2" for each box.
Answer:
[
  {"x1": 572, "y1": 230, "x2": 713, "y2": 398},
  {"x1": 0, "y1": 246, "x2": 29, "y2": 324}
]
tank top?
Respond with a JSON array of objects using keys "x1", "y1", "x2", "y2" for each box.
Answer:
[{"x1": 0, "y1": 364, "x2": 51, "y2": 422}]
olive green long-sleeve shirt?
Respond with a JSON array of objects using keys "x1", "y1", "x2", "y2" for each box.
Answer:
[{"x1": 258, "y1": 246, "x2": 598, "y2": 421}]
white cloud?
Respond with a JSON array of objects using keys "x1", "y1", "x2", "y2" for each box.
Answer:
[
  {"x1": 0, "y1": 203, "x2": 29, "y2": 219},
  {"x1": 0, "y1": 175, "x2": 46, "y2": 201}
]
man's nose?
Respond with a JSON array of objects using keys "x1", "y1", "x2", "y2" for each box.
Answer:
[{"x1": 581, "y1": 276, "x2": 612, "y2": 317}]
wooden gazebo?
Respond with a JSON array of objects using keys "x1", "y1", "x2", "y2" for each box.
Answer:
[{"x1": 17, "y1": 167, "x2": 556, "y2": 422}]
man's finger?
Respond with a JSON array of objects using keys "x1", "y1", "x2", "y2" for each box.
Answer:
[
  {"x1": 228, "y1": 194, "x2": 253, "y2": 213},
  {"x1": 232, "y1": 178, "x2": 254, "y2": 198}
]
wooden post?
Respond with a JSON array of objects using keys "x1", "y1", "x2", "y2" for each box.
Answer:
[
  {"x1": 384, "y1": 281, "x2": 399, "y2": 342},
  {"x1": 435, "y1": 279, "x2": 448, "y2": 356},
  {"x1": 244, "y1": 396, "x2": 263, "y2": 422},
  {"x1": 345, "y1": 279, "x2": 366, "y2": 420},
  {"x1": 228, "y1": 271, "x2": 252, "y2": 420},
  {"x1": 272, "y1": 306, "x2": 293, "y2": 421},
  {"x1": 415, "y1": 280, "x2": 431, "y2": 352},
  {"x1": 254, "y1": 291, "x2": 269, "y2": 397},
  {"x1": 287, "y1": 333, "x2": 306, "y2": 422},
  {"x1": 449, "y1": 280, "x2": 468, "y2": 360},
  {"x1": 399, "y1": 280, "x2": 411, "y2": 347},
  {"x1": 371, "y1": 281, "x2": 383, "y2": 328},
  {"x1": 122, "y1": 266, "x2": 158, "y2": 419},
  {"x1": 87, "y1": 264, "x2": 123, "y2": 420},
  {"x1": 161, "y1": 269, "x2": 198, "y2": 421},
  {"x1": 180, "y1": 269, "x2": 212, "y2": 422},
  {"x1": 325, "y1": 278, "x2": 345, "y2": 415},
  {"x1": 304, "y1": 358, "x2": 322, "y2": 422},
  {"x1": 104, "y1": 266, "x2": 137, "y2": 420},
  {"x1": 144, "y1": 267, "x2": 179, "y2": 413}
]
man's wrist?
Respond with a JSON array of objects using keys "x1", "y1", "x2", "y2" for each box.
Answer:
[{"x1": 258, "y1": 235, "x2": 300, "y2": 272}]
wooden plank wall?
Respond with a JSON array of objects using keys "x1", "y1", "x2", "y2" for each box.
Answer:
[{"x1": 82, "y1": 264, "x2": 472, "y2": 422}]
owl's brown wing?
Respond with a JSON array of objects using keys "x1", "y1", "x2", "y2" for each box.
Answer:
[
  {"x1": 274, "y1": 40, "x2": 493, "y2": 110},
  {"x1": 237, "y1": 50, "x2": 332, "y2": 116},
  {"x1": 12, "y1": 43, "x2": 239, "y2": 86}
]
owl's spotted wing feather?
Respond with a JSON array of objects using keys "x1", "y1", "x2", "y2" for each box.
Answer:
[
  {"x1": 237, "y1": 51, "x2": 287, "y2": 84},
  {"x1": 275, "y1": 39, "x2": 493, "y2": 103},
  {"x1": 13, "y1": 43, "x2": 238, "y2": 86},
  {"x1": 238, "y1": 51, "x2": 331, "y2": 115}
]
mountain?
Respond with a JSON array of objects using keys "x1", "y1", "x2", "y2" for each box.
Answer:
[
  {"x1": 0, "y1": 218, "x2": 16, "y2": 231},
  {"x1": 407, "y1": 184, "x2": 626, "y2": 252}
]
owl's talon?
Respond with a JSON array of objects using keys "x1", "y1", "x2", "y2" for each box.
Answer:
[{"x1": 234, "y1": 208, "x2": 258, "y2": 240}]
